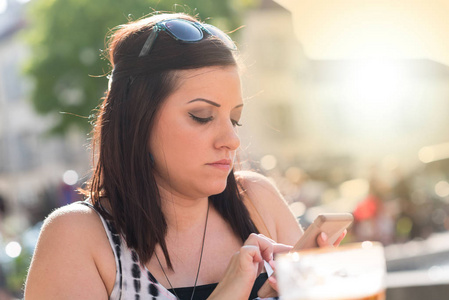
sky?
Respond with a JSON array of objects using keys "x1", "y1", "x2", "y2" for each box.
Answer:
[{"x1": 275, "y1": 0, "x2": 449, "y2": 65}]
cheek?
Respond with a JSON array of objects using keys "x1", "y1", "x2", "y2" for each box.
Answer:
[
  {"x1": 154, "y1": 118, "x2": 206, "y2": 163},
  {"x1": 171, "y1": 123, "x2": 205, "y2": 157}
]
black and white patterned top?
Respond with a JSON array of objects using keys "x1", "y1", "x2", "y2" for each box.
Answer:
[{"x1": 77, "y1": 201, "x2": 277, "y2": 300}]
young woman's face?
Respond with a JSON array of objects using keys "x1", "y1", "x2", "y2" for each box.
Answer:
[{"x1": 149, "y1": 66, "x2": 243, "y2": 200}]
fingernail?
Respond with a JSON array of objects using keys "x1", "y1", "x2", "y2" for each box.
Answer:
[{"x1": 321, "y1": 232, "x2": 328, "y2": 241}]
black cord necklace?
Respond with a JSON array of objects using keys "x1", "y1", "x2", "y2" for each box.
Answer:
[{"x1": 155, "y1": 200, "x2": 210, "y2": 300}]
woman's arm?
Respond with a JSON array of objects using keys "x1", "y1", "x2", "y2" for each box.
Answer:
[
  {"x1": 24, "y1": 205, "x2": 111, "y2": 300},
  {"x1": 236, "y1": 170, "x2": 304, "y2": 245}
]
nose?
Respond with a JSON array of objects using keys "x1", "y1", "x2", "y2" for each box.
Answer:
[{"x1": 215, "y1": 120, "x2": 240, "y2": 151}]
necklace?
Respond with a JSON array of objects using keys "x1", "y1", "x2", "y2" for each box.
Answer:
[{"x1": 155, "y1": 200, "x2": 210, "y2": 300}]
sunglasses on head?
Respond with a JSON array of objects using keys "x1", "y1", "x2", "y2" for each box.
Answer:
[{"x1": 139, "y1": 18, "x2": 237, "y2": 57}]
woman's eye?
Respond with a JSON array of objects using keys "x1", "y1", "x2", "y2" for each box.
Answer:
[
  {"x1": 231, "y1": 119, "x2": 242, "y2": 127},
  {"x1": 189, "y1": 113, "x2": 214, "y2": 124}
]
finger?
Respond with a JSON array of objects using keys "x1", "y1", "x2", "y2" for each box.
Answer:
[
  {"x1": 316, "y1": 232, "x2": 333, "y2": 248},
  {"x1": 268, "y1": 275, "x2": 279, "y2": 292},
  {"x1": 240, "y1": 245, "x2": 263, "y2": 264},
  {"x1": 273, "y1": 243, "x2": 293, "y2": 254},
  {"x1": 240, "y1": 245, "x2": 266, "y2": 277},
  {"x1": 257, "y1": 279, "x2": 278, "y2": 298},
  {"x1": 333, "y1": 229, "x2": 347, "y2": 246},
  {"x1": 244, "y1": 234, "x2": 293, "y2": 264},
  {"x1": 244, "y1": 233, "x2": 275, "y2": 262},
  {"x1": 257, "y1": 233, "x2": 276, "y2": 244}
]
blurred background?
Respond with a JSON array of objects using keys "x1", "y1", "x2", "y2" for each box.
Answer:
[{"x1": 0, "y1": 0, "x2": 448, "y2": 298}]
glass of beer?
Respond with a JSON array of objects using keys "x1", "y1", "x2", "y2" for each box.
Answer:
[{"x1": 276, "y1": 241, "x2": 386, "y2": 300}]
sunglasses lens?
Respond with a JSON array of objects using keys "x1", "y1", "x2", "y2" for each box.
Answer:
[
  {"x1": 165, "y1": 20, "x2": 203, "y2": 42},
  {"x1": 203, "y1": 24, "x2": 236, "y2": 50}
]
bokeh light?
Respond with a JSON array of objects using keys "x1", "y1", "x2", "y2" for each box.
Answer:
[
  {"x1": 434, "y1": 181, "x2": 449, "y2": 198},
  {"x1": 63, "y1": 170, "x2": 79, "y2": 186},
  {"x1": 5, "y1": 241, "x2": 22, "y2": 258},
  {"x1": 285, "y1": 167, "x2": 304, "y2": 184},
  {"x1": 260, "y1": 155, "x2": 277, "y2": 171},
  {"x1": 419, "y1": 143, "x2": 449, "y2": 163}
]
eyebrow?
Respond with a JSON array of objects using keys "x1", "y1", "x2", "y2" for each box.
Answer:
[{"x1": 187, "y1": 98, "x2": 244, "y2": 109}]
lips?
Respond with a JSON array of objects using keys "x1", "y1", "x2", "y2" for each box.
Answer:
[
  {"x1": 209, "y1": 159, "x2": 232, "y2": 165},
  {"x1": 206, "y1": 159, "x2": 232, "y2": 170}
]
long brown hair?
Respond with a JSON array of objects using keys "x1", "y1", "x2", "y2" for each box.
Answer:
[{"x1": 81, "y1": 13, "x2": 257, "y2": 269}]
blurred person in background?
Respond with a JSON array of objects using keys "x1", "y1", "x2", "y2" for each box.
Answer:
[
  {"x1": 24, "y1": 13, "x2": 344, "y2": 300},
  {"x1": 353, "y1": 177, "x2": 395, "y2": 245}
]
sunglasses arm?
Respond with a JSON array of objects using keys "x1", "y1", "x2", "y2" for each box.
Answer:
[{"x1": 139, "y1": 27, "x2": 160, "y2": 57}]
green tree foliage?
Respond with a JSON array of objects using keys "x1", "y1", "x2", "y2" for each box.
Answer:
[{"x1": 23, "y1": 0, "x2": 255, "y2": 133}]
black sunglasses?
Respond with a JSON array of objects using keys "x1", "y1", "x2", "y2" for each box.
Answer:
[{"x1": 139, "y1": 18, "x2": 237, "y2": 57}]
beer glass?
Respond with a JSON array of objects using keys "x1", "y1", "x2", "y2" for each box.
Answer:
[{"x1": 276, "y1": 241, "x2": 386, "y2": 300}]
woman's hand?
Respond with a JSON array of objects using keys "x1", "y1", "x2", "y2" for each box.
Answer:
[
  {"x1": 208, "y1": 233, "x2": 292, "y2": 300},
  {"x1": 317, "y1": 229, "x2": 347, "y2": 248}
]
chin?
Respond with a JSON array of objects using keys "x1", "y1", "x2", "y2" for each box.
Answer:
[{"x1": 204, "y1": 179, "x2": 228, "y2": 196}]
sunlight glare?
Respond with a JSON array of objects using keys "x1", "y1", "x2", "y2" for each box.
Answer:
[
  {"x1": 275, "y1": 0, "x2": 449, "y2": 64},
  {"x1": 344, "y1": 61, "x2": 405, "y2": 103},
  {"x1": 0, "y1": 0, "x2": 7, "y2": 14},
  {"x1": 337, "y1": 61, "x2": 409, "y2": 136}
]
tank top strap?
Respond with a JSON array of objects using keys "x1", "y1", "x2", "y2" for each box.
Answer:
[{"x1": 74, "y1": 200, "x2": 124, "y2": 299}]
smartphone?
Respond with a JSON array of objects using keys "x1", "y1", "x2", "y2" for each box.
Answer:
[{"x1": 292, "y1": 213, "x2": 353, "y2": 251}]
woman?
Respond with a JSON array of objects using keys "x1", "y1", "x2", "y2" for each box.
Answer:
[{"x1": 25, "y1": 13, "x2": 343, "y2": 299}]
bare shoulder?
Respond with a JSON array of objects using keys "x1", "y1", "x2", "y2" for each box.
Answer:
[
  {"x1": 43, "y1": 202, "x2": 100, "y2": 229},
  {"x1": 37, "y1": 202, "x2": 106, "y2": 245},
  {"x1": 235, "y1": 170, "x2": 283, "y2": 203},
  {"x1": 25, "y1": 202, "x2": 113, "y2": 299},
  {"x1": 235, "y1": 170, "x2": 303, "y2": 245}
]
